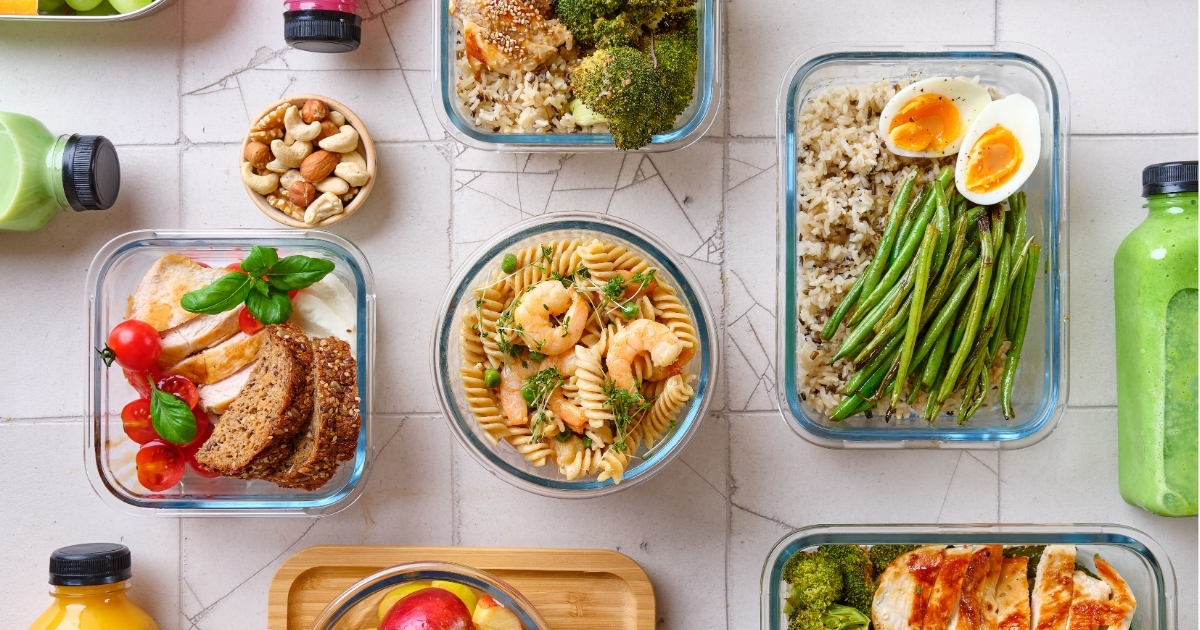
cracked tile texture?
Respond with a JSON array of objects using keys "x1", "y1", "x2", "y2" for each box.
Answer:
[{"x1": 0, "y1": 1, "x2": 1195, "y2": 628}]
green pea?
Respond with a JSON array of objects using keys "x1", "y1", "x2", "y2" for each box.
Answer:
[
  {"x1": 620, "y1": 301, "x2": 639, "y2": 319},
  {"x1": 501, "y1": 253, "x2": 517, "y2": 274},
  {"x1": 521, "y1": 382, "x2": 537, "y2": 404},
  {"x1": 483, "y1": 368, "x2": 501, "y2": 389},
  {"x1": 528, "y1": 351, "x2": 546, "y2": 362}
]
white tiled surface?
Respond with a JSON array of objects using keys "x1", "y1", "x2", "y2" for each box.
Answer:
[{"x1": 0, "y1": 1, "x2": 1195, "y2": 628}]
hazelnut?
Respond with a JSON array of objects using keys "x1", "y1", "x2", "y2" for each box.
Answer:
[
  {"x1": 288, "y1": 180, "x2": 318, "y2": 207},
  {"x1": 244, "y1": 141, "x2": 272, "y2": 169},
  {"x1": 301, "y1": 99, "x2": 329, "y2": 124},
  {"x1": 315, "y1": 121, "x2": 340, "y2": 142},
  {"x1": 300, "y1": 150, "x2": 339, "y2": 183}
]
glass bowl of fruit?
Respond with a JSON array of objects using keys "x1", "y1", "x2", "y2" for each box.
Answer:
[{"x1": 311, "y1": 561, "x2": 549, "y2": 630}]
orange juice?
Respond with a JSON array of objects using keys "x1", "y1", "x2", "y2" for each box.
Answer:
[{"x1": 29, "y1": 544, "x2": 158, "y2": 630}]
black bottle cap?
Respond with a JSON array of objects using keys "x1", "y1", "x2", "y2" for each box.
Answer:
[
  {"x1": 284, "y1": 9, "x2": 361, "y2": 53},
  {"x1": 1142, "y1": 161, "x2": 1198, "y2": 197},
  {"x1": 49, "y1": 543, "x2": 133, "y2": 586},
  {"x1": 61, "y1": 134, "x2": 120, "y2": 212}
]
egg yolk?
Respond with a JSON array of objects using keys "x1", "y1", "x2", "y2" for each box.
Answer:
[
  {"x1": 887, "y1": 94, "x2": 961, "y2": 152},
  {"x1": 963, "y1": 125, "x2": 1024, "y2": 193}
]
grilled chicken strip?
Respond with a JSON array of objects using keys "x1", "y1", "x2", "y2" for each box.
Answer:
[
  {"x1": 873, "y1": 545, "x2": 947, "y2": 630},
  {"x1": 1031, "y1": 545, "x2": 1076, "y2": 630},
  {"x1": 449, "y1": 0, "x2": 571, "y2": 74},
  {"x1": 1066, "y1": 557, "x2": 1137, "y2": 630},
  {"x1": 157, "y1": 307, "x2": 241, "y2": 367},
  {"x1": 979, "y1": 545, "x2": 1005, "y2": 630},
  {"x1": 995, "y1": 557, "x2": 1031, "y2": 630},
  {"x1": 197, "y1": 361, "x2": 256, "y2": 414},
  {"x1": 950, "y1": 546, "x2": 997, "y2": 630},
  {"x1": 922, "y1": 546, "x2": 976, "y2": 630}
]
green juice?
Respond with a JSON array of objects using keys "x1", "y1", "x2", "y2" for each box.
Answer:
[{"x1": 1114, "y1": 163, "x2": 1198, "y2": 517}]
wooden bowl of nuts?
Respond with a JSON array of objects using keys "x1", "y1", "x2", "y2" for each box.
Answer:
[{"x1": 241, "y1": 94, "x2": 377, "y2": 228}]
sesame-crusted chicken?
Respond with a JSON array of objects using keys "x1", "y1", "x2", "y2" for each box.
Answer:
[{"x1": 449, "y1": 0, "x2": 572, "y2": 74}]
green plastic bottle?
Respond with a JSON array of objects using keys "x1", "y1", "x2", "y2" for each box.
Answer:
[
  {"x1": 1114, "y1": 161, "x2": 1198, "y2": 517},
  {"x1": 0, "y1": 112, "x2": 120, "y2": 232}
]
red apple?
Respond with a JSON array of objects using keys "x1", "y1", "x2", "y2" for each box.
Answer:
[{"x1": 380, "y1": 587, "x2": 475, "y2": 630}]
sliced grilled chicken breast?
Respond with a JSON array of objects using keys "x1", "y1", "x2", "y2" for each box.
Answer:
[
  {"x1": 949, "y1": 546, "x2": 997, "y2": 630},
  {"x1": 197, "y1": 362, "x2": 256, "y2": 414},
  {"x1": 980, "y1": 545, "x2": 1005, "y2": 630},
  {"x1": 922, "y1": 546, "x2": 976, "y2": 630},
  {"x1": 873, "y1": 545, "x2": 947, "y2": 630},
  {"x1": 1066, "y1": 557, "x2": 1137, "y2": 630},
  {"x1": 157, "y1": 308, "x2": 242, "y2": 367},
  {"x1": 996, "y1": 557, "x2": 1031, "y2": 630},
  {"x1": 167, "y1": 331, "x2": 264, "y2": 385},
  {"x1": 1031, "y1": 545, "x2": 1076, "y2": 630}
]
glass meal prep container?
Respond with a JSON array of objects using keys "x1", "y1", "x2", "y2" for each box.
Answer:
[
  {"x1": 761, "y1": 523, "x2": 1177, "y2": 630},
  {"x1": 776, "y1": 43, "x2": 1070, "y2": 449},
  {"x1": 432, "y1": 0, "x2": 721, "y2": 152},
  {"x1": 432, "y1": 212, "x2": 719, "y2": 497},
  {"x1": 311, "y1": 561, "x2": 550, "y2": 630},
  {"x1": 0, "y1": 0, "x2": 177, "y2": 21},
  {"x1": 86, "y1": 229, "x2": 376, "y2": 517}
]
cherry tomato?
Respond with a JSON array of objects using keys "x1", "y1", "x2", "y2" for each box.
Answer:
[
  {"x1": 187, "y1": 453, "x2": 221, "y2": 478},
  {"x1": 136, "y1": 441, "x2": 185, "y2": 492},
  {"x1": 181, "y1": 412, "x2": 212, "y2": 455},
  {"x1": 104, "y1": 320, "x2": 161, "y2": 371},
  {"x1": 121, "y1": 399, "x2": 158, "y2": 444},
  {"x1": 157, "y1": 375, "x2": 199, "y2": 409},
  {"x1": 192, "y1": 259, "x2": 211, "y2": 268},
  {"x1": 225, "y1": 261, "x2": 245, "y2": 273},
  {"x1": 238, "y1": 307, "x2": 265, "y2": 335},
  {"x1": 124, "y1": 366, "x2": 164, "y2": 399}
]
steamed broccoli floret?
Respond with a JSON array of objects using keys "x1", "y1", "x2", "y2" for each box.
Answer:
[
  {"x1": 571, "y1": 45, "x2": 666, "y2": 150},
  {"x1": 820, "y1": 604, "x2": 870, "y2": 630},
  {"x1": 819, "y1": 545, "x2": 875, "y2": 616},
  {"x1": 783, "y1": 551, "x2": 843, "y2": 613},
  {"x1": 788, "y1": 608, "x2": 824, "y2": 630},
  {"x1": 641, "y1": 11, "x2": 698, "y2": 124},
  {"x1": 868, "y1": 544, "x2": 920, "y2": 572},
  {"x1": 569, "y1": 98, "x2": 609, "y2": 125},
  {"x1": 555, "y1": 0, "x2": 693, "y2": 47}
]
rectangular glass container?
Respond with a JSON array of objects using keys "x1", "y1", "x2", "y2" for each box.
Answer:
[
  {"x1": 86, "y1": 230, "x2": 376, "y2": 517},
  {"x1": 761, "y1": 524, "x2": 1177, "y2": 630},
  {"x1": 776, "y1": 43, "x2": 1070, "y2": 449},
  {"x1": 0, "y1": 0, "x2": 177, "y2": 21},
  {"x1": 432, "y1": 0, "x2": 721, "y2": 152}
]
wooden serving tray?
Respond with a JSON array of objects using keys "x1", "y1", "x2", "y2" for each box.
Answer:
[{"x1": 268, "y1": 546, "x2": 655, "y2": 630}]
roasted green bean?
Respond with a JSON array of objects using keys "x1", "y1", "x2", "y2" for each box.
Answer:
[
  {"x1": 893, "y1": 225, "x2": 939, "y2": 407},
  {"x1": 936, "y1": 216, "x2": 994, "y2": 404},
  {"x1": 1001, "y1": 243, "x2": 1041, "y2": 418}
]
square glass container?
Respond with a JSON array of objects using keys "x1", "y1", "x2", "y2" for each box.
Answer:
[
  {"x1": 432, "y1": 213, "x2": 719, "y2": 497},
  {"x1": 776, "y1": 43, "x2": 1070, "y2": 449},
  {"x1": 432, "y1": 0, "x2": 721, "y2": 152},
  {"x1": 0, "y1": 0, "x2": 178, "y2": 21},
  {"x1": 86, "y1": 230, "x2": 376, "y2": 517},
  {"x1": 761, "y1": 524, "x2": 1177, "y2": 630}
]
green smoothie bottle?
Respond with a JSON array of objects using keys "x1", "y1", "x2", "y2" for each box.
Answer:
[
  {"x1": 1114, "y1": 161, "x2": 1198, "y2": 517},
  {"x1": 0, "y1": 112, "x2": 120, "y2": 232}
]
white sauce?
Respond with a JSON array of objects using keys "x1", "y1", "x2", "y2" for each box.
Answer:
[{"x1": 289, "y1": 274, "x2": 357, "y2": 352}]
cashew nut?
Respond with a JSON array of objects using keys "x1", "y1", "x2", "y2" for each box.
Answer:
[
  {"x1": 279, "y1": 169, "x2": 305, "y2": 190},
  {"x1": 284, "y1": 105, "x2": 321, "y2": 142},
  {"x1": 335, "y1": 151, "x2": 370, "y2": 186},
  {"x1": 241, "y1": 162, "x2": 280, "y2": 195},
  {"x1": 305, "y1": 191, "x2": 344, "y2": 225},
  {"x1": 328, "y1": 110, "x2": 346, "y2": 127},
  {"x1": 271, "y1": 138, "x2": 312, "y2": 169},
  {"x1": 318, "y1": 125, "x2": 359, "y2": 153},
  {"x1": 314, "y1": 176, "x2": 350, "y2": 195}
]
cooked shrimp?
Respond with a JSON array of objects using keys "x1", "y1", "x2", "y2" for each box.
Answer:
[
  {"x1": 548, "y1": 389, "x2": 588, "y2": 433},
  {"x1": 540, "y1": 348, "x2": 578, "y2": 377},
  {"x1": 606, "y1": 319, "x2": 683, "y2": 391},
  {"x1": 499, "y1": 363, "x2": 535, "y2": 426},
  {"x1": 614, "y1": 269, "x2": 659, "y2": 300},
  {"x1": 513, "y1": 281, "x2": 590, "y2": 356}
]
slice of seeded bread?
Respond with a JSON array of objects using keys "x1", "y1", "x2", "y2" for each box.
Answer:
[
  {"x1": 194, "y1": 325, "x2": 313, "y2": 477},
  {"x1": 265, "y1": 337, "x2": 358, "y2": 490}
]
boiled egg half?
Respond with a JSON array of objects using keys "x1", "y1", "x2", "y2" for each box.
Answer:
[
  {"x1": 954, "y1": 94, "x2": 1042, "y2": 206},
  {"x1": 878, "y1": 77, "x2": 992, "y2": 158}
]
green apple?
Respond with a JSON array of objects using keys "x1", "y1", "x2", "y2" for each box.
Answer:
[
  {"x1": 107, "y1": 0, "x2": 152, "y2": 13},
  {"x1": 64, "y1": 0, "x2": 103, "y2": 10},
  {"x1": 431, "y1": 580, "x2": 478, "y2": 614},
  {"x1": 76, "y1": 0, "x2": 117, "y2": 13},
  {"x1": 377, "y1": 582, "x2": 430, "y2": 621},
  {"x1": 38, "y1": 0, "x2": 67, "y2": 12}
]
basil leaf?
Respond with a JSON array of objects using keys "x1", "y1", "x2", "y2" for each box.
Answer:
[
  {"x1": 247, "y1": 289, "x2": 293, "y2": 325},
  {"x1": 240, "y1": 245, "x2": 279, "y2": 277},
  {"x1": 180, "y1": 272, "x2": 254, "y2": 315},
  {"x1": 265, "y1": 255, "x2": 336, "y2": 291},
  {"x1": 150, "y1": 381, "x2": 197, "y2": 445},
  {"x1": 253, "y1": 277, "x2": 271, "y2": 297}
]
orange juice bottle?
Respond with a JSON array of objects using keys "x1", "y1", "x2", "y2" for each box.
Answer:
[{"x1": 29, "y1": 544, "x2": 158, "y2": 630}]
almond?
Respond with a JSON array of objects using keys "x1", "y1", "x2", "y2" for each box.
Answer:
[
  {"x1": 300, "y1": 150, "x2": 339, "y2": 183},
  {"x1": 301, "y1": 99, "x2": 329, "y2": 124},
  {"x1": 288, "y1": 180, "x2": 317, "y2": 207},
  {"x1": 315, "y1": 121, "x2": 340, "y2": 142},
  {"x1": 244, "y1": 141, "x2": 272, "y2": 169}
]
